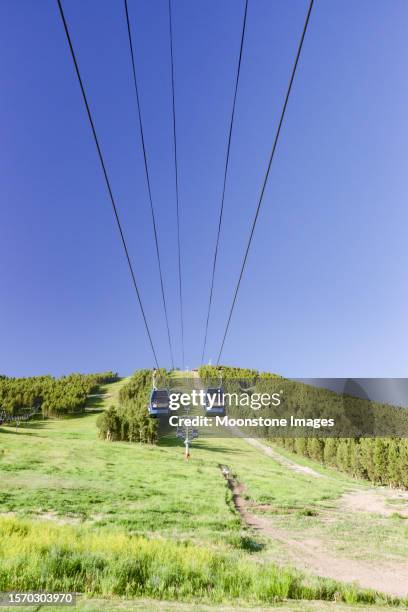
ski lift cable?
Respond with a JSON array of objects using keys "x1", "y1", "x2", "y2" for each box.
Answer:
[
  {"x1": 168, "y1": 0, "x2": 185, "y2": 369},
  {"x1": 216, "y1": 0, "x2": 314, "y2": 365},
  {"x1": 201, "y1": 0, "x2": 249, "y2": 365},
  {"x1": 124, "y1": 0, "x2": 175, "y2": 370},
  {"x1": 56, "y1": 0, "x2": 160, "y2": 369}
]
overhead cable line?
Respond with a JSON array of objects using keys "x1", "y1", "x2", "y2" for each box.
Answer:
[
  {"x1": 216, "y1": 0, "x2": 314, "y2": 365},
  {"x1": 56, "y1": 0, "x2": 160, "y2": 369},
  {"x1": 201, "y1": 0, "x2": 249, "y2": 365},
  {"x1": 124, "y1": 0, "x2": 175, "y2": 370},
  {"x1": 168, "y1": 0, "x2": 185, "y2": 369}
]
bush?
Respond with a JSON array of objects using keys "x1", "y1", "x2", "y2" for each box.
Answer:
[{"x1": 97, "y1": 370, "x2": 159, "y2": 444}]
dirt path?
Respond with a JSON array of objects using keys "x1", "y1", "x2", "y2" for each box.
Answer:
[
  {"x1": 228, "y1": 426, "x2": 322, "y2": 478},
  {"x1": 220, "y1": 466, "x2": 408, "y2": 599}
]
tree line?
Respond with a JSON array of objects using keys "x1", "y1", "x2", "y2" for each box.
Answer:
[
  {"x1": 199, "y1": 365, "x2": 259, "y2": 381},
  {"x1": 274, "y1": 437, "x2": 408, "y2": 489},
  {"x1": 0, "y1": 372, "x2": 118, "y2": 418}
]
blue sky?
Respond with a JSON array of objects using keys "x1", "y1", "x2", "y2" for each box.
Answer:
[{"x1": 1, "y1": 0, "x2": 408, "y2": 378}]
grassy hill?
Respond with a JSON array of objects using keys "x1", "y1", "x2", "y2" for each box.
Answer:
[{"x1": 0, "y1": 373, "x2": 407, "y2": 610}]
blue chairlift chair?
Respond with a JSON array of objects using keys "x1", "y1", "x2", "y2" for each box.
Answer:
[{"x1": 148, "y1": 388, "x2": 170, "y2": 417}]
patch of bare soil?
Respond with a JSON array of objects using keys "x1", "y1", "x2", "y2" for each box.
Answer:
[
  {"x1": 219, "y1": 466, "x2": 408, "y2": 598},
  {"x1": 340, "y1": 488, "x2": 408, "y2": 517}
]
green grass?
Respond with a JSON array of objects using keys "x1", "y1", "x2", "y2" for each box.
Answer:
[
  {"x1": 0, "y1": 599, "x2": 400, "y2": 612},
  {"x1": 1, "y1": 376, "x2": 408, "y2": 607},
  {"x1": 0, "y1": 516, "x2": 400, "y2": 607},
  {"x1": 0, "y1": 422, "x2": 352, "y2": 539},
  {"x1": 0, "y1": 413, "x2": 239, "y2": 541}
]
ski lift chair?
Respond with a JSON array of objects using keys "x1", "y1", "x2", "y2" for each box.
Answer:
[{"x1": 148, "y1": 388, "x2": 170, "y2": 417}]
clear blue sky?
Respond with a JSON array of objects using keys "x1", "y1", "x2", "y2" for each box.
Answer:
[{"x1": 1, "y1": 0, "x2": 407, "y2": 378}]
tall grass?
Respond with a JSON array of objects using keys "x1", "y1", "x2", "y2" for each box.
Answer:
[{"x1": 0, "y1": 518, "x2": 403, "y2": 606}]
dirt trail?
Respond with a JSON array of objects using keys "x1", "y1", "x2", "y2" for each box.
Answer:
[
  {"x1": 228, "y1": 424, "x2": 321, "y2": 477},
  {"x1": 241, "y1": 436, "x2": 322, "y2": 478},
  {"x1": 220, "y1": 466, "x2": 408, "y2": 599}
]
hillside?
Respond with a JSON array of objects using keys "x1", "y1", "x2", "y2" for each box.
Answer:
[{"x1": 0, "y1": 372, "x2": 407, "y2": 610}]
